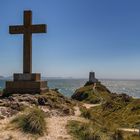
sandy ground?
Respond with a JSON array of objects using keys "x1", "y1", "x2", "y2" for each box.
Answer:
[
  {"x1": 0, "y1": 105, "x2": 87, "y2": 140},
  {"x1": 82, "y1": 103, "x2": 101, "y2": 109},
  {"x1": 0, "y1": 103, "x2": 138, "y2": 140},
  {"x1": 42, "y1": 106, "x2": 88, "y2": 140},
  {"x1": 118, "y1": 128, "x2": 139, "y2": 133}
]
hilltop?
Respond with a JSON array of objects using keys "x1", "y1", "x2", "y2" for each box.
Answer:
[
  {"x1": 0, "y1": 79, "x2": 139, "y2": 140},
  {"x1": 70, "y1": 81, "x2": 140, "y2": 139}
]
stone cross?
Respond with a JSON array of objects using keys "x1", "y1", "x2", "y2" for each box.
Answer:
[{"x1": 9, "y1": 10, "x2": 47, "y2": 74}]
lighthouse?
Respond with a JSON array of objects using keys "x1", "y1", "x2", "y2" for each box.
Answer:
[{"x1": 89, "y1": 72, "x2": 98, "y2": 83}]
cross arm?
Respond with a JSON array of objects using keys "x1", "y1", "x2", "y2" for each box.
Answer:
[
  {"x1": 9, "y1": 25, "x2": 24, "y2": 34},
  {"x1": 30, "y1": 24, "x2": 47, "y2": 33}
]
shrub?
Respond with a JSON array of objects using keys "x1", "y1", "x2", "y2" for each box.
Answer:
[
  {"x1": 112, "y1": 130, "x2": 123, "y2": 140},
  {"x1": 67, "y1": 120, "x2": 101, "y2": 140},
  {"x1": 11, "y1": 107, "x2": 46, "y2": 135},
  {"x1": 80, "y1": 107, "x2": 92, "y2": 119}
]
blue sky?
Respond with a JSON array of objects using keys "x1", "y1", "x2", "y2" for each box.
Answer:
[{"x1": 0, "y1": 0, "x2": 140, "y2": 79}]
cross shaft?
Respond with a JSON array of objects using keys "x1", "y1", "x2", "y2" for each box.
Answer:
[{"x1": 9, "y1": 10, "x2": 46, "y2": 74}]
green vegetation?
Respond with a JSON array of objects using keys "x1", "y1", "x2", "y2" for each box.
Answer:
[
  {"x1": 37, "y1": 90, "x2": 75, "y2": 115},
  {"x1": 72, "y1": 83, "x2": 112, "y2": 104},
  {"x1": 11, "y1": 107, "x2": 46, "y2": 135},
  {"x1": 67, "y1": 120, "x2": 140, "y2": 140},
  {"x1": 72, "y1": 82, "x2": 140, "y2": 128},
  {"x1": 81, "y1": 98, "x2": 140, "y2": 128},
  {"x1": 67, "y1": 120, "x2": 101, "y2": 140},
  {"x1": 78, "y1": 94, "x2": 140, "y2": 139},
  {"x1": 71, "y1": 82, "x2": 140, "y2": 140},
  {"x1": 67, "y1": 120, "x2": 127, "y2": 140}
]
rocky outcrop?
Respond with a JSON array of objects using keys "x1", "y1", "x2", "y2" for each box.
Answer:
[
  {"x1": 0, "y1": 89, "x2": 75, "y2": 119},
  {"x1": 71, "y1": 82, "x2": 111, "y2": 103}
]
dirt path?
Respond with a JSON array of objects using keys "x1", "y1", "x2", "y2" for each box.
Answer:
[
  {"x1": 83, "y1": 103, "x2": 101, "y2": 109},
  {"x1": 1, "y1": 103, "x2": 138, "y2": 140},
  {"x1": 44, "y1": 103, "x2": 140, "y2": 139},
  {"x1": 0, "y1": 105, "x2": 88, "y2": 140},
  {"x1": 0, "y1": 118, "x2": 28, "y2": 140},
  {"x1": 44, "y1": 116, "x2": 72, "y2": 140},
  {"x1": 44, "y1": 106, "x2": 88, "y2": 140},
  {"x1": 118, "y1": 128, "x2": 139, "y2": 133},
  {"x1": 43, "y1": 103, "x2": 102, "y2": 140}
]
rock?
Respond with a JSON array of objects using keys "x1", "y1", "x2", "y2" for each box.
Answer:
[
  {"x1": 72, "y1": 92, "x2": 89, "y2": 101},
  {"x1": 0, "y1": 115, "x2": 5, "y2": 119},
  {"x1": 0, "y1": 89, "x2": 75, "y2": 118},
  {"x1": 38, "y1": 97, "x2": 46, "y2": 105},
  {"x1": 0, "y1": 107, "x2": 17, "y2": 118},
  {"x1": 17, "y1": 94, "x2": 38, "y2": 104},
  {"x1": 10, "y1": 102, "x2": 21, "y2": 111},
  {"x1": 62, "y1": 107, "x2": 72, "y2": 115},
  {"x1": 110, "y1": 93, "x2": 132, "y2": 103}
]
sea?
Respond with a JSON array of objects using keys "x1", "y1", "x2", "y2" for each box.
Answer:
[{"x1": 0, "y1": 79, "x2": 140, "y2": 98}]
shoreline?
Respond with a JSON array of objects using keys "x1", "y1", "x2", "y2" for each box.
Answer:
[{"x1": 0, "y1": 79, "x2": 140, "y2": 98}]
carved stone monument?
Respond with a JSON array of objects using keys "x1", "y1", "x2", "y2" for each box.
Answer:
[{"x1": 4, "y1": 10, "x2": 48, "y2": 94}]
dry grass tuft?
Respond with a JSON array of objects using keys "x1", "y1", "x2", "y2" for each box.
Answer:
[{"x1": 11, "y1": 107, "x2": 46, "y2": 135}]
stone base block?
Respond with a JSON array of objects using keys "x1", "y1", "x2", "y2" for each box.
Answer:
[
  {"x1": 14, "y1": 73, "x2": 41, "y2": 81},
  {"x1": 4, "y1": 80, "x2": 48, "y2": 94}
]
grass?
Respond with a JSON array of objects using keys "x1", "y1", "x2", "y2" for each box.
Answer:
[
  {"x1": 79, "y1": 99, "x2": 140, "y2": 139},
  {"x1": 74, "y1": 82, "x2": 140, "y2": 128},
  {"x1": 82, "y1": 99, "x2": 140, "y2": 128},
  {"x1": 67, "y1": 120, "x2": 127, "y2": 140},
  {"x1": 72, "y1": 83, "x2": 113, "y2": 104},
  {"x1": 72, "y1": 83, "x2": 140, "y2": 139},
  {"x1": 11, "y1": 107, "x2": 46, "y2": 135},
  {"x1": 67, "y1": 120, "x2": 140, "y2": 140},
  {"x1": 67, "y1": 120, "x2": 101, "y2": 140}
]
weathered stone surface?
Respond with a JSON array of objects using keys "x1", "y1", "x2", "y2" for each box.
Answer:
[
  {"x1": 0, "y1": 107, "x2": 18, "y2": 119},
  {"x1": 14, "y1": 73, "x2": 41, "y2": 81},
  {"x1": 0, "y1": 90, "x2": 75, "y2": 119},
  {"x1": 89, "y1": 72, "x2": 98, "y2": 83},
  {"x1": 9, "y1": 10, "x2": 46, "y2": 73},
  {"x1": 38, "y1": 97, "x2": 46, "y2": 105},
  {"x1": 4, "y1": 10, "x2": 48, "y2": 95},
  {"x1": 4, "y1": 81, "x2": 48, "y2": 95}
]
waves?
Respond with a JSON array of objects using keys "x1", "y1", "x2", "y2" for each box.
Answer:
[{"x1": 101, "y1": 79, "x2": 140, "y2": 98}]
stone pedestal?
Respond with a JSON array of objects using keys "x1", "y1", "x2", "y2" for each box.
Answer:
[
  {"x1": 4, "y1": 73, "x2": 48, "y2": 94},
  {"x1": 14, "y1": 73, "x2": 41, "y2": 81}
]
